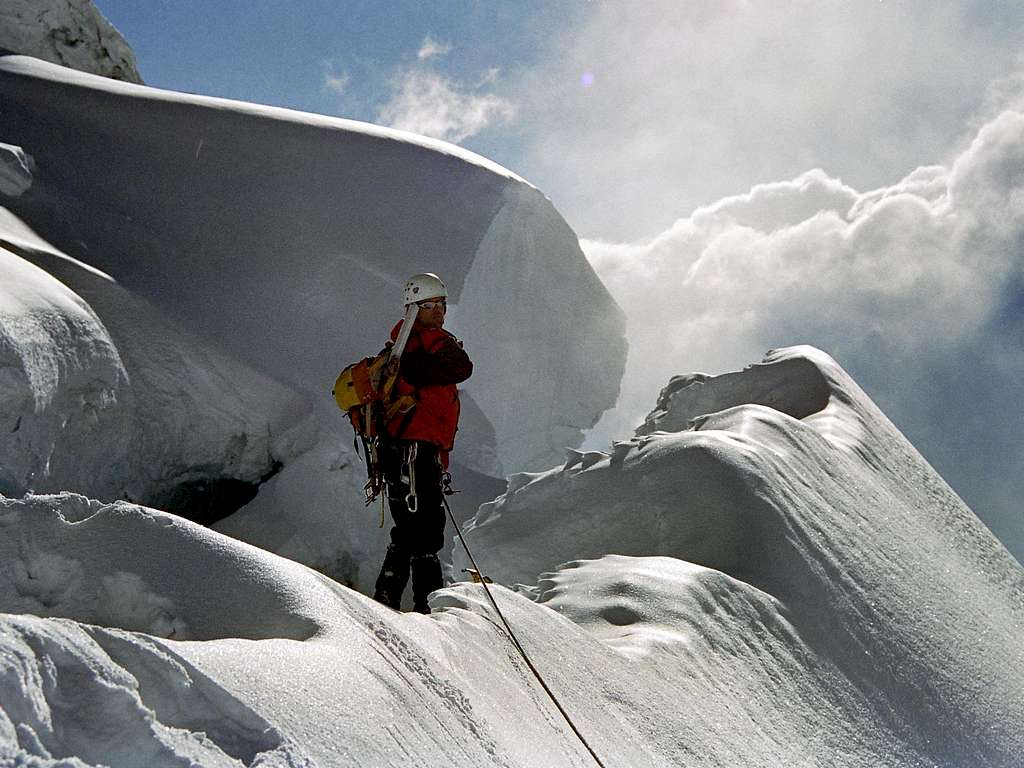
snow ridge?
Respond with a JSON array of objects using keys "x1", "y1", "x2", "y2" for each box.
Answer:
[
  {"x1": 0, "y1": 493, "x2": 325, "y2": 641},
  {"x1": 457, "y1": 345, "x2": 1024, "y2": 766},
  {"x1": 1, "y1": 39, "x2": 1021, "y2": 767}
]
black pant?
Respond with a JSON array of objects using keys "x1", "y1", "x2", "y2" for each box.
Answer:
[{"x1": 372, "y1": 440, "x2": 446, "y2": 612}]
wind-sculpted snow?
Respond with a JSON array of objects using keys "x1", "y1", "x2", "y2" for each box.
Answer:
[
  {"x1": 456, "y1": 345, "x2": 1024, "y2": 765},
  {"x1": 0, "y1": 74, "x2": 1019, "y2": 760},
  {"x1": 0, "y1": 211, "x2": 404, "y2": 589},
  {"x1": 0, "y1": 232, "x2": 128, "y2": 500},
  {"x1": 0, "y1": 487, "x2": 931, "y2": 767},
  {"x1": 0, "y1": 616, "x2": 312, "y2": 767},
  {"x1": 0, "y1": 494, "x2": 327, "y2": 764},
  {"x1": 0, "y1": 54, "x2": 625, "y2": 475},
  {"x1": 0, "y1": 51, "x2": 622, "y2": 605},
  {"x1": 0, "y1": 212, "x2": 307, "y2": 522},
  {"x1": 1, "y1": 347, "x2": 1022, "y2": 765},
  {"x1": 0, "y1": 493, "x2": 326, "y2": 641},
  {"x1": 0, "y1": 143, "x2": 33, "y2": 197},
  {"x1": 637, "y1": 353, "x2": 832, "y2": 435}
]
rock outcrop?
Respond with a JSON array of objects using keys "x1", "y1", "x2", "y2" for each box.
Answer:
[{"x1": 0, "y1": 0, "x2": 141, "y2": 82}]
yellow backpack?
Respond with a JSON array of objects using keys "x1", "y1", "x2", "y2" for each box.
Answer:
[
  {"x1": 333, "y1": 304, "x2": 420, "y2": 437},
  {"x1": 332, "y1": 349, "x2": 415, "y2": 437},
  {"x1": 333, "y1": 352, "x2": 388, "y2": 413}
]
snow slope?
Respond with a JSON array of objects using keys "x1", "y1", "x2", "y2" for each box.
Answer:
[
  {"x1": 2, "y1": 347, "x2": 1021, "y2": 767},
  {"x1": 0, "y1": 209, "x2": 495, "y2": 594},
  {"x1": 0, "y1": 53, "x2": 625, "y2": 475},
  {"x1": 0, "y1": 49, "x2": 610, "y2": 593},
  {"x1": 455, "y1": 345, "x2": 1024, "y2": 765},
  {"x1": 0, "y1": 209, "x2": 308, "y2": 523}
]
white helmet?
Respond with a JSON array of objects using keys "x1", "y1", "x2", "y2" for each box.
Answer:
[{"x1": 403, "y1": 273, "x2": 448, "y2": 306}]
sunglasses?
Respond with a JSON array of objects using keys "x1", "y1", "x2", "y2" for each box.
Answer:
[{"x1": 418, "y1": 299, "x2": 447, "y2": 310}]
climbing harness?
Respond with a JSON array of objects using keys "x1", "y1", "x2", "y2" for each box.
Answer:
[{"x1": 441, "y1": 493, "x2": 607, "y2": 768}]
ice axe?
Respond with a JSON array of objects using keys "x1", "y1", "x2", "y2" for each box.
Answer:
[{"x1": 375, "y1": 301, "x2": 419, "y2": 400}]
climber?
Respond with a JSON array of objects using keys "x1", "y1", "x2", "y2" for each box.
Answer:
[{"x1": 372, "y1": 272, "x2": 473, "y2": 613}]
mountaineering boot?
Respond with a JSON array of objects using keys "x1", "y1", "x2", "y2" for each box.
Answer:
[
  {"x1": 410, "y1": 553, "x2": 443, "y2": 614},
  {"x1": 373, "y1": 543, "x2": 410, "y2": 610}
]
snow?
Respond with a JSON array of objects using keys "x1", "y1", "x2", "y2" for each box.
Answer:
[
  {"x1": 1, "y1": 616, "x2": 309, "y2": 767},
  {"x1": 580, "y1": 114, "x2": 1024, "y2": 563},
  {"x1": 0, "y1": 48, "x2": 623, "y2": 604},
  {"x1": 0, "y1": 53, "x2": 625, "y2": 477},
  {"x1": 2, "y1": 347, "x2": 1022, "y2": 766},
  {"x1": 0, "y1": 143, "x2": 33, "y2": 197},
  {"x1": 454, "y1": 346, "x2": 1024, "y2": 764},
  {"x1": 0, "y1": 213, "x2": 308, "y2": 519},
  {"x1": 0, "y1": 233, "x2": 128, "y2": 497},
  {"x1": 453, "y1": 182, "x2": 625, "y2": 472}
]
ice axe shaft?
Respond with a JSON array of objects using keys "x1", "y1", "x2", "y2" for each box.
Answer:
[
  {"x1": 390, "y1": 303, "x2": 419, "y2": 361},
  {"x1": 376, "y1": 302, "x2": 419, "y2": 397}
]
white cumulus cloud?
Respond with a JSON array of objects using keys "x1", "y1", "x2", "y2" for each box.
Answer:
[
  {"x1": 583, "y1": 110, "x2": 1024, "y2": 560},
  {"x1": 511, "y1": 0, "x2": 1024, "y2": 242},
  {"x1": 377, "y1": 68, "x2": 515, "y2": 144}
]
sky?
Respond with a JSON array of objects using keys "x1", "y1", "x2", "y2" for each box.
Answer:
[
  {"x1": 93, "y1": 0, "x2": 1024, "y2": 558},
  {"x1": 97, "y1": 0, "x2": 1024, "y2": 240}
]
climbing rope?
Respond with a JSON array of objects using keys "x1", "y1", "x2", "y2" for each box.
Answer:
[{"x1": 441, "y1": 495, "x2": 607, "y2": 768}]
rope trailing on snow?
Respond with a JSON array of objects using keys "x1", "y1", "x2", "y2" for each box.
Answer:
[{"x1": 441, "y1": 496, "x2": 607, "y2": 768}]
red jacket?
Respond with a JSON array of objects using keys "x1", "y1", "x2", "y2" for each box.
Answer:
[{"x1": 386, "y1": 320, "x2": 472, "y2": 463}]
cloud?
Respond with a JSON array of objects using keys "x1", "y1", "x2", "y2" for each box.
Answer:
[
  {"x1": 376, "y1": 68, "x2": 515, "y2": 144},
  {"x1": 320, "y1": 63, "x2": 350, "y2": 95},
  {"x1": 477, "y1": 67, "x2": 501, "y2": 88},
  {"x1": 417, "y1": 36, "x2": 453, "y2": 61},
  {"x1": 582, "y1": 109, "x2": 1024, "y2": 560},
  {"x1": 510, "y1": 0, "x2": 1024, "y2": 242}
]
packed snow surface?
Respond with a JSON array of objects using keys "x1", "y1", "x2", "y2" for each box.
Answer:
[{"x1": 2, "y1": 347, "x2": 1022, "y2": 767}]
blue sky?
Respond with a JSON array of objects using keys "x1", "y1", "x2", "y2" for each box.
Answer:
[{"x1": 96, "y1": 0, "x2": 574, "y2": 193}]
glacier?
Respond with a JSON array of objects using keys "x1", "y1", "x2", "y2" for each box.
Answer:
[{"x1": 0, "y1": 208, "x2": 307, "y2": 523}]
